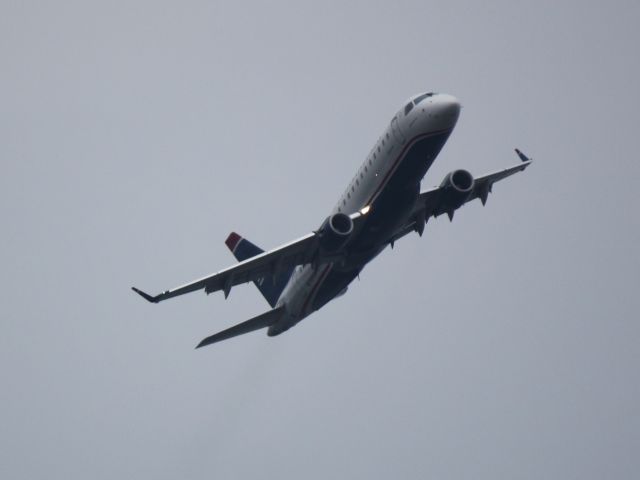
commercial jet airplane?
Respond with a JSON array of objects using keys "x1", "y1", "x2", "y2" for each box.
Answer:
[{"x1": 133, "y1": 92, "x2": 532, "y2": 348}]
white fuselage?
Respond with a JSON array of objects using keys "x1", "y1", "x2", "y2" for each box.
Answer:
[{"x1": 272, "y1": 93, "x2": 461, "y2": 333}]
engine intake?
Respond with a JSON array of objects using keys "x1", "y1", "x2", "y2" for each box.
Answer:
[
  {"x1": 440, "y1": 169, "x2": 475, "y2": 206},
  {"x1": 318, "y1": 213, "x2": 354, "y2": 252}
]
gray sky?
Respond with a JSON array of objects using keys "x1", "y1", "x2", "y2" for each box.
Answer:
[{"x1": 2, "y1": 1, "x2": 639, "y2": 478}]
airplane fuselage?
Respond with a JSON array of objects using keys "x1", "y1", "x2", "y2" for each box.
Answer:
[{"x1": 270, "y1": 93, "x2": 461, "y2": 335}]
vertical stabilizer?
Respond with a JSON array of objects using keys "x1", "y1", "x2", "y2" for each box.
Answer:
[{"x1": 225, "y1": 232, "x2": 294, "y2": 307}]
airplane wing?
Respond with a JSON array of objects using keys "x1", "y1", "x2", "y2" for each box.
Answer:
[
  {"x1": 390, "y1": 149, "x2": 532, "y2": 243},
  {"x1": 132, "y1": 209, "x2": 369, "y2": 303}
]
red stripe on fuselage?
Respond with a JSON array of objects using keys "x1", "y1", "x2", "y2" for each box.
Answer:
[{"x1": 365, "y1": 126, "x2": 452, "y2": 206}]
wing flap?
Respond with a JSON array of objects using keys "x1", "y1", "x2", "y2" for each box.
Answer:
[
  {"x1": 132, "y1": 232, "x2": 316, "y2": 304},
  {"x1": 132, "y1": 210, "x2": 370, "y2": 304},
  {"x1": 390, "y1": 149, "x2": 532, "y2": 243}
]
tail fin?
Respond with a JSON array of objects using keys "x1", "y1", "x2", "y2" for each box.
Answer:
[{"x1": 225, "y1": 232, "x2": 294, "y2": 307}]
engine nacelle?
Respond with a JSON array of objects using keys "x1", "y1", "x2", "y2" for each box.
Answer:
[
  {"x1": 318, "y1": 213, "x2": 354, "y2": 252},
  {"x1": 439, "y1": 169, "x2": 475, "y2": 207}
]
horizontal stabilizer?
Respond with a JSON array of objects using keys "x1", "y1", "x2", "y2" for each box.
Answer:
[{"x1": 196, "y1": 306, "x2": 286, "y2": 349}]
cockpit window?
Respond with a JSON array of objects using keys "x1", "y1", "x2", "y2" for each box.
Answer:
[
  {"x1": 404, "y1": 102, "x2": 413, "y2": 115},
  {"x1": 414, "y1": 92, "x2": 434, "y2": 105}
]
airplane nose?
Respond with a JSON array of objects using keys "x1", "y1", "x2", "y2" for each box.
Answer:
[{"x1": 435, "y1": 94, "x2": 461, "y2": 126}]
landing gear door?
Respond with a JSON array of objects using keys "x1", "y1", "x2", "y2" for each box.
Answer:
[{"x1": 391, "y1": 116, "x2": 406, "y2": 145}]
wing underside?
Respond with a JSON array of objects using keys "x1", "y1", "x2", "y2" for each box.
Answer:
[
  {"x1": 132, "y1": 210, "x2": 369, "y2": 304},
  {"x1": 390, "y1": 149, "x2": 532, "y2": 243}
]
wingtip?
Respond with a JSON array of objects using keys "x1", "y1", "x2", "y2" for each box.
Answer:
[
  {"x1": 514, "y1": 148, "x2": 532, "y2": 164},
  {"x1": 131, "y1": 286, "x2": 159, "y2": 303},
  {"x1": 195, "y1": 338, "x2": 211, "y2": 349}
]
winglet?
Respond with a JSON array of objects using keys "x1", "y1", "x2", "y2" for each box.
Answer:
[
  {"x1": 131, "y1": 287, "x2": 159, "y2": 303},
  {"x1": 515, "y1": 148, "x2": 532, "y2": 163}
]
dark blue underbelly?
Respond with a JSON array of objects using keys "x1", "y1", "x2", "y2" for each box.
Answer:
[
  {"x1": 352, "y1": 129, "x2": 452, "y2": 250},
  {"x1": 311, "y1": 129, "x2": 452, "y2": 311}
]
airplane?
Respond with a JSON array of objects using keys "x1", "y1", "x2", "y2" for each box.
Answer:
[{"x1": 132, "y1": 92, "x2": 532, "y2": 348}]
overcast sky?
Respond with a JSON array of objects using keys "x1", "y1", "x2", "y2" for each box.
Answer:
[{"x1": 1, "y1": 1, "x2": 639, "y2": 479}]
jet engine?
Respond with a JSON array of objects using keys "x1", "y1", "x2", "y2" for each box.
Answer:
[
  {"x1": 318, "y1": 212, "x2": 354, "y2": 252},
  {"x1": 440, "y1": 169, "x2": 475, "y2": 207}
]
